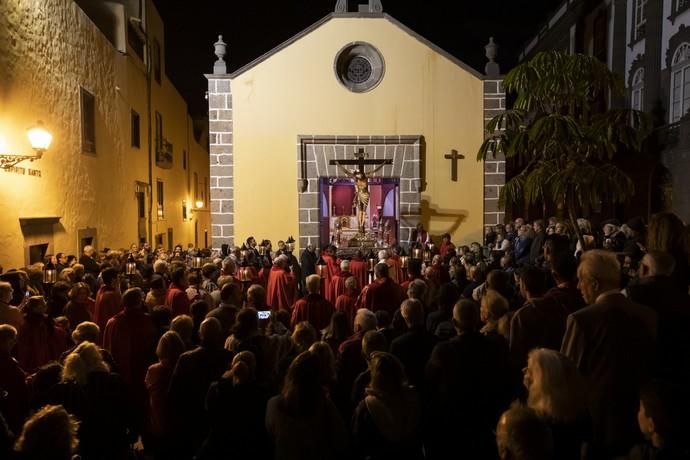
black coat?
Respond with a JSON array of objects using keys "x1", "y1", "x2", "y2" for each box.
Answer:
[
  {"x1": 168, "y1": 345, "x2": 233, "y2": 458},
  {"x1": 561, "y1": 293, "x2": 657, "y2": 458},
  {"x1": 626, "y1": 276, "x2": 690, "y2": 381},
  {"x1": 390, "y1": 326, "x2": 437, "y2": 390}
]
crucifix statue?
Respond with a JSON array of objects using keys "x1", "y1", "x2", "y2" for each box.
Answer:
[
  {"x1": 444, "y1": 149, "x2": 465, "y2": 182},
  {"x1": 330, "y1": 148, "x2": 392, "y2": 235}
]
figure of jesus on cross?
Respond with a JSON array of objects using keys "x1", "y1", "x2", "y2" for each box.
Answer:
[{"x1": 330, "y1": 148, "x2": 392, "y2": 235}]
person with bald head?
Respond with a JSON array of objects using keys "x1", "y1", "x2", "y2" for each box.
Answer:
[
  {"x1": 291, "y1": 275, "x2": 334, "y2": 331},
  {"x1": 358, "y1": 263, "x2": 406, "y2": 315},
  {"x1": 390, "y1": 298, "x2": 437, "y2": 389},
  {"x1": 168, "y1": 317, "x2": 233, "y2": 458},
  {"x1": 266, "y1": 255, "x2": 297, "y2": 311},
  {"x1": 330, "y1": 259, "x2": 353, "y2": 302},
  {"x1": 425, "y1": 298, "x2": 510, "y2": 459},
  {"x1": 561, "y1": 250, "x2": 657, "y2": 458}
]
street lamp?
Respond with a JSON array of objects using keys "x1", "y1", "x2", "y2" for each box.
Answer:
[{"x1": 0, "y1": 121, "x2": 52, "y2": 170}]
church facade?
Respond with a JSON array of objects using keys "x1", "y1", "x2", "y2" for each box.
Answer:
[{"x1": 206, "y1": 2, "x2": 505, "y2": 251}]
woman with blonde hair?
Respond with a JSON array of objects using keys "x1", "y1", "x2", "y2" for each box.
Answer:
[
  {"x1": 523, "y1": 348, "x2": 591, "y2": 460},
  {"x1": 62, "y1": 341, "x2": 110, "y2": 384},
  {"x1": 14, "y1": 404, "x2": 79, "y2": 460},
  {"x1": 49, "y1": 341, "x2": 131, "y2": 459}
]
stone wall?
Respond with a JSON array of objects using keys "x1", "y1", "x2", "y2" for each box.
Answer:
[
  {"x1": 297, "y1": 135, "x2": 423, "y2": 249},
  {"x1": 483, "y1": 79, "x2": 506, "y2": 227},
  {"x1": 206, "y1": 76, "x2": 234, "y2": 248}
]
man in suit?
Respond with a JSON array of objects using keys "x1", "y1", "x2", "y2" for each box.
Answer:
[
  {"x1": 390, "y1": 299, "x2": 437, "y2": 390},
  {"x1": 510, "y1": 265, "x2": 569, "y2": 370},
  {"x1": 561, "y1": 250, "x2": 657, "y2": 459},
  {"x1": 424, "y1": 299, "x2": 510, "y2": 460}
]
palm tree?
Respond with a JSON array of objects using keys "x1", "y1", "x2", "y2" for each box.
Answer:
[{"x1": 478, "y1": 51, "x2": 652, "y2": 249}]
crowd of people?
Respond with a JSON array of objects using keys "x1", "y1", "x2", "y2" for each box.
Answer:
[{"x1": 0, "y1": 213, "x2": 689, "y2": 460}]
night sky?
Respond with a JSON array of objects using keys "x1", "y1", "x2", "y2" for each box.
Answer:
[{"x1": 154, "y1": 0, "x2": 563, "y2": 116}]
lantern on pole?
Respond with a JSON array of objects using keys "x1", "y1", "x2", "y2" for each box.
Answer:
[{"x1": 42, "y1": 260, "x2": 57, "y2": 285}]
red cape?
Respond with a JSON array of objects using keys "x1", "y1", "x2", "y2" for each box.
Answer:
[
  {"x1": 290, "y1": 293, "x2": 334, "y2": 330},
  {"x1": 103, "y1": 308, "x2": 157, "y2": 395},
  {"x1": 94, "y1": 286, "x2": 122, "y2": 342},
  {"x1": 17, "y1": 317, "x2": 68, "y2": 373},
  {"x1": 387, "y1": 255, "x2": 403, "y2": 284},
  {"x1": 358, "y1": 277, "x2": 406, "y2": 315},
  {"x1": 348, "y1": 258, "x2": 369, "y2": 292},
  {"x1": 165, "y1": 283, "x2": 191, "y2": 317},
  {"x1": 335, "y1": 292, "x2": 359, "y2": 328},
  {"x1": 321, "y1": 254, "x2": 340, "y2": 303},
  {"x1": 266, "y1": 266, "x2": 296, "y2": 311},
  {"x1": 330, "y1": 271, "x2": 353, "y2": 301}
]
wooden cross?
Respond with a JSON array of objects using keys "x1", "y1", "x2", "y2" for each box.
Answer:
[
  {"x1": 329, "y1": 148, "x2": 392, "y2": 173},
  {"x1": 444, "y1": 149, "x2": 464, "y2": 182}
]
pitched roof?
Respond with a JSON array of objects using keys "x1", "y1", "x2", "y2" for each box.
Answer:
[{"x1": 226, "y1": 12, "x2": 485, "y2": 80}]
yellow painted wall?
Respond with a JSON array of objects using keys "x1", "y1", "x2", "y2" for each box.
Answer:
[
  {"x1": 230, "y1": 16, "x2": 485, "y2": 248},
  {"x1": 0, "y1": 0, "x2": 209, "y2": 269}
]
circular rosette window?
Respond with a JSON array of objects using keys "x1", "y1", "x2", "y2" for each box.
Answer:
[{"x1": 334, "y1": 42, "x2": 385, "y2": 93}]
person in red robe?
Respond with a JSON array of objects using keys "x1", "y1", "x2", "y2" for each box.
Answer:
[
  {"x1": 386, "y1": 248, "x2": 404, "y2": 284},
  {"x1": 291, "y1": 275, "x2": 334, "y2": 331},
  {"x1": 358, "y1": 263, "x2": 406, "y2": 315},
  {"x1": 17, "y1": 297, "x2": 68, "y2": 373},
  {"x1": 349, "y1": 250, "x2": 369, "y2": 291},
  {"x1": 401, "y1": 259, "x2": 426, "y2": 292},
  {"x1": 330, "y1": 260, "x2": 353, "y2": 301},
  {"x1": 94, "y1": 267, "x2": 122, "y2": 341},
  {"x1": 266, "y1": 255, "x2": 296, "y2": 311},
  {"x1": 165, "y1": 267, "x2": 191, "y2": 317},
  {"x1": 103, "y1": 287, "x2": 157, "y2": 428},
  {"x1": 439, "y1": 233, "x2": 456, "y2": 259},
  {"x1": 335, "y1": 276, "x2": 359, "y2": 328},
  {"x1": 321, "y1": 246, "x2": 340, "y2": 304}
]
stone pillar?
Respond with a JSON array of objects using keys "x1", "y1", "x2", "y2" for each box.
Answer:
[
  {"x1": 483, "y1": 38, "x2": 506, "y2": 228},
  {"x1": 205, "y1": 36, "x2": 234, "y2": 249},
  {"x1": 483, "y1": 79, "x2": 506, "y2": 228}
]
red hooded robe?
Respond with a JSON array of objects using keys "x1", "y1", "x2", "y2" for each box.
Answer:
[{"x1": 266, "y1": 266, "x2": 296, "y2": 311}]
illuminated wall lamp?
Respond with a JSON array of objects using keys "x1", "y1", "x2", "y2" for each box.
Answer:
[{"x1": 0, "y1": 121, "x2": 52, "y2": 170}]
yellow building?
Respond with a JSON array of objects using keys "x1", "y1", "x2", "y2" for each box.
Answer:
[
  {"x1": 206, "y1": 2, "x2": 505, "y2": 251},
  {"x1": 0, "y1": 0, "x2": 210, "y2": 269}
]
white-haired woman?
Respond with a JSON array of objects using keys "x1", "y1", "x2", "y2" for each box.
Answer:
[
  {"x1": 48, "y1": 341, "x2": 131, "y2": 460},
  {"x1": 523, "y1": 348, "x2": 591, "y2": 460}
]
